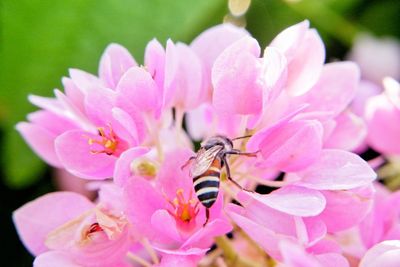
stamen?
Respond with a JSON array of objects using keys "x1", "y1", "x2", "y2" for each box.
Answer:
[
  {"x1": 164, "y1": 188, "x2": 200, "y2": 225},
  {"x1": 84, "y1": 124, "x2": 119, "y2": 155}
]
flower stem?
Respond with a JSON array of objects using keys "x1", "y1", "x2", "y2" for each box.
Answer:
[
  {"x1": 140, "y1": 238, "x2": 159, "y2": 264},
  {"x1": 215, "y1": 236, "x2": 263, "y2": 267},
  {"x1": 126, "y1": 252, "x2": 152, "y2": 267}
]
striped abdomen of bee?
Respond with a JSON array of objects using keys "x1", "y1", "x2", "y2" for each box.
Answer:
[{"x1": 193, "y1": 157, "x2": 221, "y2": 208}]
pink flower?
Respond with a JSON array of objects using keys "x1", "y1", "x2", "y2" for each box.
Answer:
[
  {"x1": 188, "y1": 20, "x2": 363, "y2": 173},
  {"x1": 277, "y1": 240, "x2": 349, "y2": 267},
  {"x1": 17, "y1": 24, "x2": 249, "y2": 181},
  {"x1": 365, "y1": 77, "x2": 400, "y2": 155},
  {"x1": 226, "y1": 149, "x2": 375, "y2": 259},
  {"x1": 348, "y1": 34, "x2": 400, "y2": 84},
  {"x1": 118, "y1": 149, "x2": 232, "y2": 256},
  {"x1": 226, "y1": 186, "x2": 327, "y2": 259},
  {"x1": 16, "y1": 46, "x2": 147, "y2": 179},
  {"x1": 13, "y1": 21, "x2": 384, "y2": 267},
  {"x1": 347, "y1": 34, "x2": 400, "y2": 154},
  {"x1": 359, "y1": 240, "x2": 400, "y2": 267},
  {"x1": 13, "y1": 186, "x2": 135, "y2": 267}
]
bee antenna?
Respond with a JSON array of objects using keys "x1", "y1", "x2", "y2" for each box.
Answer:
[{"x1": 231, "y1": 135, "x2": 252, "y2": 141}]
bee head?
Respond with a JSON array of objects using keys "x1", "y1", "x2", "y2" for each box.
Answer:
[{"x1": 201, "y1": 135, "x2": 233, "y2": 151}]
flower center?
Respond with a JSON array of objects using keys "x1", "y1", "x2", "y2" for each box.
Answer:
[
  {"x1": 167, "y1": 188, "x2": 199, "y2": 223},
  {"x1": 87, "y1": 222, "x2": 103, "y2": 234},
  {"x1": 87, "y1": 125, "x2": 119, "y2": 155},
  {"x1": 130, "y1": 158, "x2": 158, "y2": 179}
]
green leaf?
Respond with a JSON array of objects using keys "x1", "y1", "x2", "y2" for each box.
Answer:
[{"x1": 0, "y1": 0, "x2": 226, "y2": 188}]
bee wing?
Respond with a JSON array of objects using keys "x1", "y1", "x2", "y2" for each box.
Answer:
[{"x1": 190, "y1": 145, "x2": 223, "y2": 177}]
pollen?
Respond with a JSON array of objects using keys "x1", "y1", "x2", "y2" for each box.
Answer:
[
  {"x1": 130, "y1": 158, "x2": 158, "y2": 179},
  {"x1": 86, "y1": 124, "x2": 119, "y2": 155}
]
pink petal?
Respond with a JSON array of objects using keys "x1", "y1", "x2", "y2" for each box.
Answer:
[
  {"x1": 191, "y1": 23, "x2": 249, "y2": 73},
  {"x1": 123, "y1": 177, "x2": 168, "y2": 243},
  {"x1": 212, "y1": 36, "x2": 262, "y2": 115},
  {"x1": 53, "y1": 89, "x2": 95, "y2": 132},
  {"x1": 303, "y1": 217, "x2": 327, "y2": 247},
  {"x1": 315, "y1": 254, "x2": 350, "y2": 267},
  {"x1": 252, "y1": 120, "x2": 323, "y2": 172},
  {"x1": 301, "y1": 62, "x2": 360, "y2": 117},
  {"x1": 185, "y1": 103, "x2": 213, "y2": 141},
  {"x1": 154, "y1": 246, "x2": 208, "y2": 256},
  {"x1": 34, "y1": 251, "x2": 80, "y2": 267},
  {"x1": 55, "y1": 130, "x2": 116, "y2": 179},
  {"x1": 156, "y1": 253, "x2": 202, "y2": 267},
  {"x1": 359, "y1": 184, "x2": 398, "y2": 248},
  {"x1": 111, "y1": 107, "x2": 141, "y2": 146},
  {"x1": 245, "y1": 186, "x2": 325, "y2": 217},
  {"x1": 279, "y1": 241, "x2": 350, "y2": 267},
  {"x1": 284, "y1": 29, "x2": 325, "y2": 96},
  {"x1": 84, "y1": 87, "x2": 116, "y2": 126},
  {"x1": 279, "y1": 240, "x2": 322, "y2": 267},
  {"x1": 315, "y1": 253, "x2": 350, "y2": 267},
  {"x1": 226, "y1": 204, "x2": 294, "y2": 260},
  {"x1": 351, "y1": 80, "x2": 381, "y2": 116},
  {"x1": 215, "y1": 113, "x2": 247, "y2": 139},
  {"x1": 307, "y1": 238, "x2": 342, "y2": 254},
  {"x1": 116, "y1": 66, "x2": 160, "y2": 115},
  {"x1": 317, "y1": 185, "x2": 374, "y2": 232},
  {"x1": 112, "y1": 106, "x2": 146, "y2": 145},
  {"x1": 151, "y1": 210, "x2": 182, "y2": 243},
  {"x1": 247, "y1": 100, "x2": 309, "y2": 136},
  {"x1": 13, "y1": 192, "x2": 93, "y2": 256},
  {"x1": 181, "y1": 218, "x2": 232, "y2": 249},
  {"x1": 262, "y1": 47, "x2": 287, "y2": 102},
  {"x1": 164, "y1": 41, "x2": 204, "y2": 109},
  {"x1": 384, "y1": 77, "x2": 400, "y2": 109},
  {"x1": 365, "y1": 93, "x2": 400, "y2": 155},
  {"x1": 27, "y1": 110, "x2": 77, "y2": 135},
  {"x1": 62, "y1": 77, "x2": 85, "y2": 113},
  {"x1": 69, "y1": 68, "x2": 103, "y2": 93},
  {"x1": 16, "y1": 122, "x2": 62, "y2": 167},
  {"x1": 324, "y1": 110, "x2": 367, "y2": 151},
  {"x1": 54, "y1": 168, "x2": 95, "y2": 199},
  {"x1": 99, "y1": 43, "x2": 137, "y2": 89},
  {"x1": 145, "y1": 38, "x2": 165, "y2": 91},
  {"x1": 28, "y1": 94, "x2": 64, "y2": 116},
  {"x1": 236, "y1": 191, "x2": 296, "y2": 237},
  {"x1": 296, "y1": 149, "x2": 376, "y2": 190},
  {"x1": 270, "y1": 20, "x2": 310, "y2": 61},
  {"x1": 156, "y1": 148, "x2": 195, "y2": 200},
  {"x1": 360, "y1": 240, "x2": 400, "y2": 267},
  {"x1": 191, "y1": 23, "x2": 249, "y2": 95},
  {"x1": 113, "y1": 147, "x2": 150, "y2": 186}
]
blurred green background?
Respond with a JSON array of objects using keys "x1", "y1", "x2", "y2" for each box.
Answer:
[{"x1": 0, "y1": 0, "x2": 399, "y2": 265}]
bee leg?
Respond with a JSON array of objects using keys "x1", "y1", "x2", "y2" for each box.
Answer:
[
  {"x1": 225, "y1": 149, "x2": 259, "y2": 157},
  {"x1": 203, "y1": 208, "x2": 210, "y2": 227},
  {"x1": 223, "y1": 157, "x2": 253, "y2": 192},
  {"x1": 180, "y1": 156, "x2": 196, "y2": 170}
]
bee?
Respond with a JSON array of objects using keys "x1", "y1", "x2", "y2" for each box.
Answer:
[{"x1": 182, "y1": 135, "x2": 258, "y2": 225}]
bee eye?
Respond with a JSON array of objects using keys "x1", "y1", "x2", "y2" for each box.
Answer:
[{"x1": 204, "y1": 144, "x2": 214, "y2": 150}]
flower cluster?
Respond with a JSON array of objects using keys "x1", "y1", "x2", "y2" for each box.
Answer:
[{"x1": 13, "y1": 21, "x2": 400, "y2": 267}]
